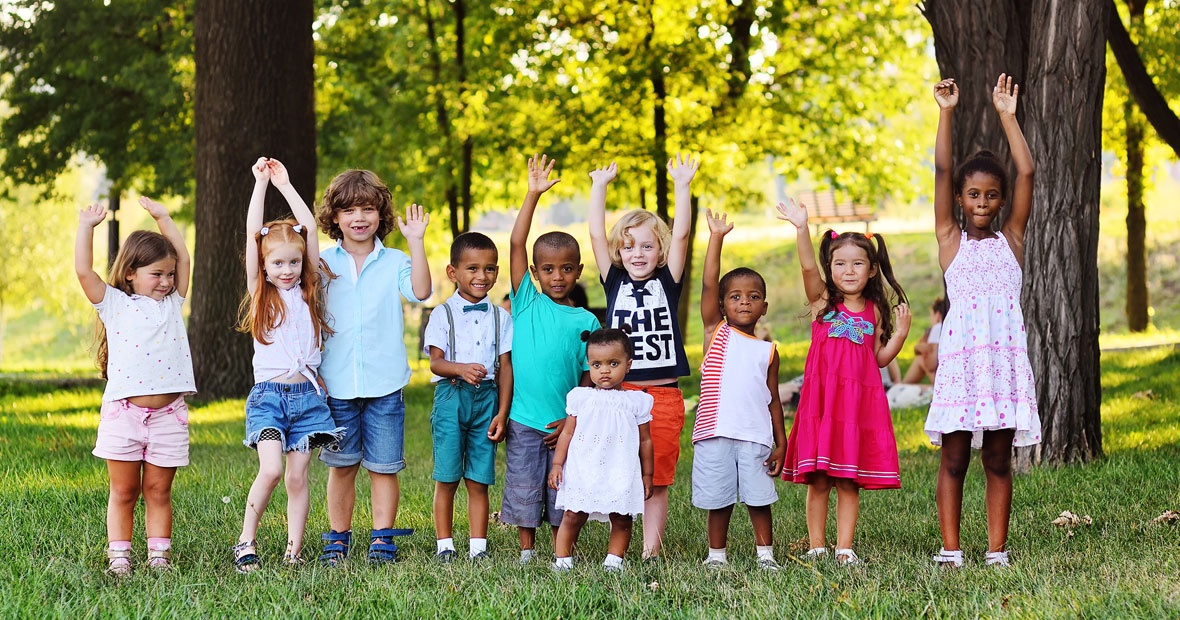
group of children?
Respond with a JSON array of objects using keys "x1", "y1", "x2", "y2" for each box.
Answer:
[{"x1": 76, "y1": 75, "x2": 1042, "y2": 576}]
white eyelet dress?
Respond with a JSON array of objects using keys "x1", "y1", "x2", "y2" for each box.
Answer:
[{"x1": 924, "y1": 231, "x2": 1042, "y2": 449}]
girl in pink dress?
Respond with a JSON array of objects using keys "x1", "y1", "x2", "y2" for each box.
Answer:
[
  {"x1": 778, "y1": 200, "x2": 911, "y2": 566},
  {"x1": 925, "y1": 75, "x2": 1041, "y2": 569}
]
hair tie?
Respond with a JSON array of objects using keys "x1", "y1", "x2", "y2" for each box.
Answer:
[
  {"x1": 260, "y1": 226, "x2": 270, "y2": 236},
  {"x1": 293, "y1": 224, "x2": 303, "y2": 233},
  {"x1": 865, "y1": 232, "x2": 874, "y2": 239},
  {"x1": 830, "y1": 231, "x2": 838, "y2": 239}
]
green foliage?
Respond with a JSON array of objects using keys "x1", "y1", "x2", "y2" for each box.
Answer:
[{"x1": 0, "y1": 1, "x2": 193, "y2": 197}]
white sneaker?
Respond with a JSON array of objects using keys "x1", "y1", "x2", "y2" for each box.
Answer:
[{"x1": 702, "y1": 557, "x2": 727, "y2": 569}]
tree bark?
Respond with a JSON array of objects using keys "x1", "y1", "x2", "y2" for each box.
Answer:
[
  {"x1": 1122, "y1": 0, "x2": 1149, "y2": 332},
  {"x1": 193, "y1": 0, "x2": 316, "y2": 398},
  {"x1": 1018, "y1": 0, "x2": 1108, "y2": 465}
]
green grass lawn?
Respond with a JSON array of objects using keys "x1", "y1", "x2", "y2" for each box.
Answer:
[{"x1": 2, "y1": 348, "x2": 1178, "y2": 618}]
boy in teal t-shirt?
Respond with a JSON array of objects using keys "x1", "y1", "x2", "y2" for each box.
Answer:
[{"x1": 501, "y1": 154, "x2": 600, "y2": 564}]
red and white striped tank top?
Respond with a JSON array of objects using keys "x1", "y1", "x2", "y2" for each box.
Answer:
[{"x1": 692, "y1": 322, "x2": 776, "y2": 447}]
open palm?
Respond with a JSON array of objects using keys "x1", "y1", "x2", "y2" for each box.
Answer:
[
  {"x1": 776, "y1": 198, "x2": 808, "y2": 228},
  {"x1": 993, "y1": 73, "x2": 1019, "y2": 117}
]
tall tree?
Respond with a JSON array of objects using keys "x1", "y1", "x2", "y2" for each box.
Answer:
[
  {"x1": 922, "y1": 0, "x2": 1108, "y2": 465},
  {"x1": 192, "y1": 0, "x2": 316, "y2": 397},
  {"x1": 1122, "y1": 0, "x2": 1149, "y2": 332}
]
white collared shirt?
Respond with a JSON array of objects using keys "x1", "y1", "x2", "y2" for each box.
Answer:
[{"x1": 422, "y1": 292, "x2": 513, "y2": 383}]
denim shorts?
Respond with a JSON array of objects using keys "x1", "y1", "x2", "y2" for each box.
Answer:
[
  {"x1": 430, "y1": 379, "x2": 499, "y2": 485},
  {"x1": 93, "y1": 396, "x2": 189, "y2": 467},
  {"x1": 244, "y1": 381, "x2": 345, "y2": 453},
  {"x1": 499, "y1": 419, "x2": 562, "y2": 528},
  {"x1": 319, "y1": 390, "x2": 406, "y2": 474},
  {"x1": 691, "y1": 437, "x2": 779, "y2": 510}
]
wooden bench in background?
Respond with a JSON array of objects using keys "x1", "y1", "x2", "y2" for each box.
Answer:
[{"x1": 796, "y1": 189, "x2": 876, "y2": 233}]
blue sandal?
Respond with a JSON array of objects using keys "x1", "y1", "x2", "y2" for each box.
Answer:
[
  {"x1": 318, "y1": 530, "x2": 351, "y2": 566},
  {"x1": 368, "y1": 528, "x2": 413, "y2": 564}
]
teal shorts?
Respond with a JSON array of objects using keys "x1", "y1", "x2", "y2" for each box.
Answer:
[{"x1": 430, "y1": 379, "x2": 499, "y2": 485}]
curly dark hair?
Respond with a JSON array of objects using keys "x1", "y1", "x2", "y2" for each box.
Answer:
[
  {"x1": 580, "y1": 325, "x2": 634, "y2": 360},
  {"x1": 317, "y1": 169, "x2": 395, "y2": 242}
]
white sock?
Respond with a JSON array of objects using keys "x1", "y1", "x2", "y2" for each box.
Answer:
[
  {"x1": 707, "y1": 548, "x2": 727, "y2": 563},
  {"x1": 437, "y1": 537, "x2": 455, "y2": 553},
  {"x1": 469, "y1": 538, "x2": 487, "y2": 557},
  {"x1": 603, "y1": 554, "x2": 623, "y2": 568},
  {"x1": 554, "y1": 556, "x2": 573, "y2": 569},
  {"x1": 520, "y1": 549, "x2": 535, "y2": 563},
  {"x1": 756, "y1": 545, "x2": 775, "y2": 561}
]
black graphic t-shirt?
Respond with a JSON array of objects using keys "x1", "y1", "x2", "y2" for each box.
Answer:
[{"x1": 601, "y1": 264, "x2": 690, "y2": 381}]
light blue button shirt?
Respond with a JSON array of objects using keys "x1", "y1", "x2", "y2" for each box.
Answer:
[{"x1": 320, "y1": 238, "x2": 429, "y2": 399}]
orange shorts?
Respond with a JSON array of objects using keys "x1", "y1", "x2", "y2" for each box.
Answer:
[{"x1": 623, "y1": 382, "x2": 685, "y2": 486}]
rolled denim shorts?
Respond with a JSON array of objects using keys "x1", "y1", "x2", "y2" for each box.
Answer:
[
  {"x1": 320, "y1": 390, "x2": 407, "y2": 474},
  {"x1": 430, "y1": 379, "x2": 499, "y2": 485},
  {"x1": 93, "y1": 396, "x2": 190, "y2": 467},
  {"x1": 244, "y1": 381, "x2": 345, "y2": 453}
]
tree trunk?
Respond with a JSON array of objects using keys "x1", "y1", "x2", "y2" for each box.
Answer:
[
  {"x1": 1017, "y1": 0, "x2": 1108, "y2": 465},
  {"x1": 193, "y1": 0, "x2": 316, "y2": 398},
  {"x1": 924, "y1": 0, "x2": 1107, "y2": 466},
  {"x1": 920, "y1": 0, "x2": 1028, "y2": 227},
  {"x1": 422, "y1": 0, "x2": 461, "y2": 238},
  {"x1": 1106, "y1": 0, "x2": 1180, "y2": 158},
  {"x1": 650, "y1": 66, "x2": 669, "y2": 222},
  {"x1": 1123, "y1": 1, "x2": 1149, "y2": 332},
  {"x1": 453, "y1": 0, "x2": 472, "y2": 234}
]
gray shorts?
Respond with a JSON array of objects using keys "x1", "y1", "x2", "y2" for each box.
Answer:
[
  {"x1": 691, "y1": 437, "x2": 779, "y2": 510},
  {"x1": 500, "y1": 420, "x2": 563, "y2": 528}
]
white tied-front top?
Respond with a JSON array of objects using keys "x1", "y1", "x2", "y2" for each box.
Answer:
[
  {"x1": 252, "y1": 283, "x2": 321, "y2": 389},
  {"x1": 93, "y1": 285, "x2": 196, "y2": 402}
]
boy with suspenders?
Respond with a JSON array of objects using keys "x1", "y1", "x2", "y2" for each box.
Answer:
[{"x1": 422, "y1": 232, "x2": 514, "y2": 562}]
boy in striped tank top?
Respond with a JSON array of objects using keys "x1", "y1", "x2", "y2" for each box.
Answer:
[{"x1": 691, "y1": 209, "x2": 787, "y2": 571}]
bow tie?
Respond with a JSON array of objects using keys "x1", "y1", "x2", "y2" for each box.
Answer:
[{"x1": 462, "y1": 302, "x2": 488, "y2": 313}]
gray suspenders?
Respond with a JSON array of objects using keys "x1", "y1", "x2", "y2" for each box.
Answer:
[{"x1": 439, "y1": 302, "x2": 501, "y2": 383}]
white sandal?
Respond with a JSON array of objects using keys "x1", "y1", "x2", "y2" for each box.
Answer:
[
  {"x1": 932, "y1": 547, "x2": 964, "y2": 568},
  {"x1": 984, "y1": 550, "x2": 1011, "y2": 567},
  {"x1": 803, "y1": 547, "x2": 828, "y2": 560},
  {"x1": 834, "y1": 548, "x2": 861, "y2": 565}
]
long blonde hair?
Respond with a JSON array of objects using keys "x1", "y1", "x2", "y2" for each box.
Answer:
[
  {"x1": 237, "y1": 219, "x2": 335, "y2": 345},
  {"x1": 95, "y1": 230, "x2": 178, "y2": 379},
  {"x1": 606, "y1": 210, "x2": 672, "y2": 268}
]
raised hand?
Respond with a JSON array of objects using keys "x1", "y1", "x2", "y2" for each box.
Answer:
[
  {"x1": 667, "y1": 152, "x2": 700, "y2": 187},
  {"x1": 251, "y1": 157, "x2": 270, "y2": 182},
  {"x1": 78, "y1": 203, "x2": 107, "y2": 228},
  {"x1": 138, "y1": 196, "x2": 170, "y2": 220},
  {"x1": 705, "y1": 208, "x2": 734, "y2": 236},
  {"x1": 266, "y1": 158, "x2": 291, "y2": 187},
  {"x1": 588, "y1": 161, "x2": 618, "y2": 186},
  {"x1": 397, "y1": 203, "x2": 429, "y2": 240},
  {"x1": 776, "y1": 198, "x2": 808, "y2": 229},
  {"x1": 992, "y1": 73, "x2": 1019, "y2": 118},
  {"x1": 933, "y1": 78, "x2": 959, "y2": 109},
  {"x1": 893, "y1": 303, "x2": 912, "y2": 337},
  {"x1": 528, "y1": 153, "x2": 561, "y2": 194}
]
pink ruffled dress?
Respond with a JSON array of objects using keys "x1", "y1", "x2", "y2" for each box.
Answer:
[
  {"x1": 783, "y1": 301, "x2": 901, "y2": 490},
  {"x1": 924, "y1": 231, "x2": 1042, "y2": 448}
]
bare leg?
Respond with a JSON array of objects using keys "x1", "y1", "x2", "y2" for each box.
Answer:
[
  {"x1": 518, "y1": 526, "x2": 535, "y2": 551},
  {"x1": 903, "y1": 357, "x2": 928, "y2": 384},
  {"x1": 833, "y1": 479, "x2": 861, "y2": 550},
  {"x1": 606, "y1": 513, "x2": 634, "y2": 558},
  {"x1": 326, "y1": 464, "x2": 360, "y2": 533},
  {"x1": 642, "y1": 485, "x2": 670, "y2": 558},
  {"x1": 284, "y1": 450, "x2": 313, "y2": 554},
  {"x1": 747, "y1": 504, "x2": 774, "y2": 547},
  {"x1": 706, "y1": 504, "x2": 735, "y2": 550},
  {"x1": 238, "y1": 441, "x2": 284, "y2": 543},
  {"x1": 370, "y1": 472, "x2": 400, "y2": 529},
  {"x1": 433, "y1": 481, "x2": 460, "y2": 540},
  {"x1": 107, "y1": 460, "x2": 142, "y2": 542},
  {"x1": 554, "y1": 511, "x2": 589, "y2": 557},
  {"x1": 805, "y1": 473, "x2": 835, "y2": 549},
  {"x1": 141, "y1": 463, "x2": 177, "y2": 539},
  {"x1": 936, "y1": 431, "x2": 972, "y2": 551},
  {"x1": 466, "y1": 480, "x2": 490, "y2": 540},
  {"x1": 981, "y1": 429, "x2": 1015, "y2": 552}
]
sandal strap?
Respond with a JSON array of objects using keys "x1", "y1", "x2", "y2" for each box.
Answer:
[
  {"x1": 985, "y1": 550, "x2": 1010, "y2": 565},
  {"x1": 933, "y1": 547, "x2": 964, "y2": 566},
  {"x1": 106, "y1": 548, "x2": 132, "y2": 561},
  {"x1": 370, "y1": 528, "x2": 414, "y2": 538},
  {"x1": 318, "y1": 530, "x2": 352, "y2": 563},
  {"x1": 835, "y1": 548, "x2": 861, "y2": 564},
  {"x1": 148, "y1": 548, "x2": 171, "y2": 560}
]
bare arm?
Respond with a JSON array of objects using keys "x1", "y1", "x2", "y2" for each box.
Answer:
[
  {"x1": 428, "y1": 346, "x2": 488, "y2": 385},
  {"x1": 139, "y1": 196, "x2": 190, "y2": 298},
  {"x1": 666, "y1": 153, "x2": 699, "y2": 282},
  {"x1": 994, "y1": 74, "x2": 1035, "y2": 260},
  {"x1": 511, "y1": 154, "x2": 561, "y2": 292},
  {"x1": 875, "y1": 304, "x2": 912, "y2": 367},
  {"x1": 776, "y1": 199, "x2": 825, "y2": 309},
  {"x1": 397, "y1": 204, "x2": 432, "y2": 301},
  {"x1": 547, "y1": 416, "x2": 578, "y2": 490},
  {"x1": 933, "y1": 78, "x2": 961, "y2": 270},
  {"x1": 74, "y1": 204, "x2": 109, "y2": 304},
  {"x1": 487, "y1": 352, "x2": 512, "y2": 442},
  {"x1": 267, "y1": 158, "x2": 320, "y2": 259},
  {"x1": 587, "y1": 161, "x2": 617, "y2": 279},
  {"x1": 638, "y1": 421, "x2": 653, "y2": 499},
  {"x1": 245, "y1": 158, "x2": 269, "y2": 296},
  {"x1": 764, "y1": 349, "x2": 787, "y2": 476},
  {"x1": 700, "y1": 209, "x2": 734, "y2": 349}
]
